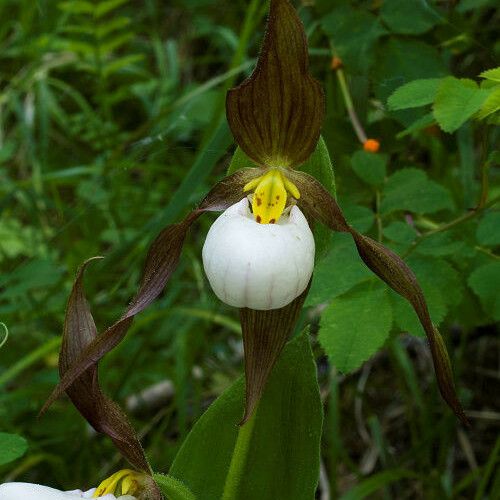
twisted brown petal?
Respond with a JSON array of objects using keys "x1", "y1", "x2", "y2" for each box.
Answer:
[
  {"x1": 226, "y1": 0, "x2": 324, "y2": 168},
  {"x1": 41, "y1": 168, "x2": 262, "y2": 416},
  {"x1": 59, "y1": 258, "x2": 151, "y2": 474},
  {"x1": 290, "y1": 170, "x2": 469, "y2": 426},
  {"x1": 239, "y1": 285, "x2": 309, "y2": 424}
]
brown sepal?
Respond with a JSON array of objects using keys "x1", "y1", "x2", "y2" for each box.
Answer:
[
  {"x1": 41, "y1": 168, "x2": 261, "y2": 416},
  {"x1": 292, "y1": 172, "x2": 469, "y2": 425},
  {"x1": 58, "y1": 258, "x2": 151, "y2": 473},
  {"x1": 226, "y1": 0, "x2": 324, "y2": 169},
  {"x1": 239, "y1": 284, "x2": 309, "y2": 425}
]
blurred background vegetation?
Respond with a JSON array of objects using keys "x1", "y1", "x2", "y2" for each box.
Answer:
[{"x1": 0, "y1": 0, "x2": 498, "y2": 498}]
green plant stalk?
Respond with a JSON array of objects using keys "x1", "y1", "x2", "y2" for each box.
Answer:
[
  {"x1": 335, "y1": 67, "x2": 367, "y2": 144},
  {"x1": 221, "y1": 411, "x2": 258, "y2": 500}
]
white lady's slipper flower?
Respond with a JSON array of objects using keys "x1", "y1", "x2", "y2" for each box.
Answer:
[
  {"x1": 0, "y1": 482, "x2": 135, "y2": 499},
  {"x1": 202, "y1": 197, "x2": 315, "y2": 310}
]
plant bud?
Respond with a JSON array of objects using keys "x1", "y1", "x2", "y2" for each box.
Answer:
[{"x1": 202, "y1": 198, "x2": 315, "y2": 310}]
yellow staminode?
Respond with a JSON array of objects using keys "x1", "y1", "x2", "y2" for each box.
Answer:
[
  {"x1": 243, "y1": 169, "x2": 300, "y2": 224},
  {"x1": 93, "y1": 469, "x2": 140, "y2": 498}
]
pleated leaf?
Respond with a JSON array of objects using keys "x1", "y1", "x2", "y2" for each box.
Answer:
[{"x1": 226, "y1": 0, "x2": 324, "y2": 168}]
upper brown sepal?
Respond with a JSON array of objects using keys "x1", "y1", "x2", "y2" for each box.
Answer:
[{"x1": 226, "y1": 0, "x2": 324, "y2": 169}]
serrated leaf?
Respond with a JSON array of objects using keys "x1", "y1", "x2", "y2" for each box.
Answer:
[
  {"x1": 381, "y1": 0, "x2": 442, "y2": 35},
  {"x1": 476, "y1": 211, "x2": 500, "y2": 246},
  {"x1": 381, "y1": 168, "x2": 454, "y2": 215},
  {"x1": 433, "y1": 77, "x2": 492, "y2": 132},
  {"x1": 306, "y1": 233, "x2": 372, "y2": 306},
  {"x1": 169, "y1": 333, "x2": 322, "y2": 500},
  {"x1": 0, "y1": 433, "x2": 28, "y2": 466},
  {"x1": 351, "y1": 150, "x2": 387, "y2": 186},
  {"x1": 480, "y1": 67, "x2": 500, "y2": 82},
  {"x1": 319, "y1": 284, "x2": 392, "y2": 373},
  {"x1": 388, "y1": 79, "x2": 443, "y2": 110},
  {"x1": 468, "y1": 262, "x2": 500, "y2": 321},
  {"x1": 476, "y1": 87, "x2": 500, "y2": 119}
]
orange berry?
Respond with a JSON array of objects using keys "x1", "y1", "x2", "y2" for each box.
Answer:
[
  {"x1": 363, "y1": 139, "x2": 380, "y2": 153},
  {"x1": 330, "y1": 56, "x2": 343, "y2": 71}
]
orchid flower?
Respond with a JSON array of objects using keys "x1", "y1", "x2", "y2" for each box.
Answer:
[{"x1": 36, "y1": 3, "x2": 467, "y2": 497}]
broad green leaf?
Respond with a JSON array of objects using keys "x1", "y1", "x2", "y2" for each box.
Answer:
[
  {"x1": 0, "y1": 432, "x2": 28, "y2": 466},
  {"x1": 476, "y1": 211, "x2": 500, "y2": 246},
  {"x1": 227, "y1": 146, "x2": 257, "y2": 175},
  {"x1": 388, "y1": 79, "x2": 443, "y2": 110},
  {"x1": 392, "y1": 257, "x2": 462, "y2": 337},
  {"x1": 381, "y1": 168, "x2": 454, "y2": 215},
  {"x1": 153, "y1": 474, "x2": 196, "y2": 500},
  {"x1": 433, "y1": 77, "x2": 492, "y2": 132},
  {"x1": 169, "y1": 333, "x2": 322, "y2": 500},
  {"x1": 416, "y1": 232, "x2": 464, "y2": 257},
  {"x1": 321, "y1": 6, "x2": 386, "y2": 72},
  {"x1": 319, "y1": 283, "x2": 393, "y2": 373},
  {"x1": 350, "y1": 151, "x2": 387, "y2": 186},
  {"x1": 480, "y1": 67, "x2": 500, "y2": 82},
  {"x1": 381, "y1": 0, "x2": 442, "y2": 35},
  {"x1": 306, "y1": 233, "x2": 372, "y2": 306},
  {"x1": 468, "y1": 262, "x2": 500, "y2": 321}
]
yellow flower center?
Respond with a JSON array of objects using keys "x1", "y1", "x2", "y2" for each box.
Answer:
[
  {"x1": 93, "y1": 469, "x2": 140, "y2": 498},
  {"x1": 243, "y1": 169, "x2": 300, "y2": 224}
]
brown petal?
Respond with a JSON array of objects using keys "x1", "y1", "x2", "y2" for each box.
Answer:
[
  {"x1": 292, "y1": 173, "x2": 469, "y2": 425},
  {"x1": 349, "y1": 232, "x2": 469, "y2": 426},
  {"x1": 239, "y1": 285, "x2": 309, "y2": 424},
  {"x1": 58, "y1": 258, "x2": 151, "y2": 473},
  {"x1": 41, "y1": 168, "x2": 262, "y2": 416},
  {"x1": 226, "y1": 0, "x2": 324, "y2": 168}
]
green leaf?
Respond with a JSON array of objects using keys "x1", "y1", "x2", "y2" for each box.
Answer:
[
  {"x1": 381, "y1": 0, "x2": 442, "y2": 35},
  {"x1": 468, "y1": 262, "x2": 500, "y2": 321},
  {"x1": 319, "y1": 283, "x2": 393, "y2": 373},
  {"x1": 383, "y1": 221, "x2": 417, "y2": 246},
  {"x1": 153, "y1": 474, "x2": 196, "y2": 500},
  {"x1": 350, "y1": 151, "x2": 387, "y2": 186},
  {"x1": 0, "y1": 432, "x2": 28, "y2": 466},
  {"x1": 374, "y1": 39, "x2": 447, "y2": 105},
  {"x1": 480, "y1": 67, "x2": 500, "y2": 82},
  {"x1": 321, "y1": 6, "x2": 386, "y2": 72},
  {"x1": 433, "y1": 77, "x2": 492, "y2": 132},
  {"x1": 227, "y1": 146, "x2": 257, "y2": 175},
  {"x1": 306, "y1": 233, "x2": 372, "y2": 306},
  {"x1": 169, "y1": 333, "x2": 322, "y2": 500},
  {"x1": 396, "y1": 113, "x2": 436, "y2": 138},
  {"x1": 476, "y1": 86, "x2": 500, "y2": 119},
  {"x1": 388, "y1": 79, "x2": 443, "y2": 110},
  {"x1": 476, "y1": 211, "x2": 500, "y2": 246},
  {"x1": 342, "y1": 204, "x2": 375, "y2": 233},
  {"x1": 381, "y1": 168, "x2": 454, "y2": 215}
]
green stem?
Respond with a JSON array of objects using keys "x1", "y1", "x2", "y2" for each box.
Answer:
[{"x1": 222, "y1": 412, "x2": 258, "y2": 500}]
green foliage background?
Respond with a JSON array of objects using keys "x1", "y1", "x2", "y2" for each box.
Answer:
[{"x1": 0, "y1": 0, "x2": 498, "y2": 498}]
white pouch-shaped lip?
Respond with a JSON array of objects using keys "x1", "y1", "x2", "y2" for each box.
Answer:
[
  {"x1": 202, "y1": 198, "x2": 315, "y2": 310},
  {"x1": 0, "y1": 482, "x2": 136, "y2": 500}
]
